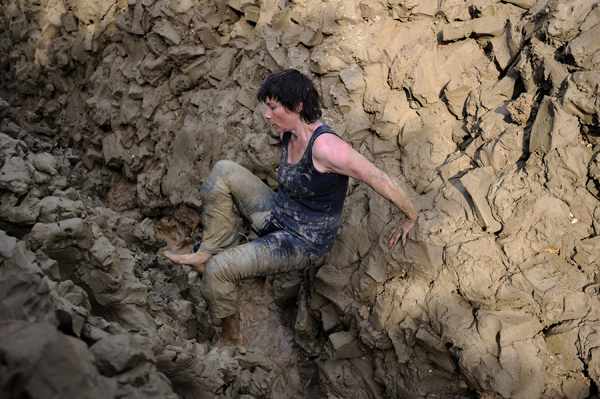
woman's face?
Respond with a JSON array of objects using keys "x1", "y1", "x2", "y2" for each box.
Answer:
[{"x1": 264, "y1": 97, "x2": 300, "y2": 133}]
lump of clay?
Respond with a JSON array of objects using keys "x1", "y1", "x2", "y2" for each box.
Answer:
[
  {"x1": 562, "y1": 71, "x2": 600, "y2": 125},
  {"x1": 529, "y1": 96, "x2": 580, "y2": 153},
  {"x1": 0, "y1": 156, "x2": 33, "y2": 195},
  {"x1": 0, "y1": 191, "x2": 41, "y2": 224},
  {"x1": 30, "y1": 152, "x2": 58, "y2": 174},
  {"x1": 2, "y1": 0, "x2": 600, "y2": 398},
  {"x1": 90, "y1": 334, "x2": 156, "y2": 376},
  {"x1": 0, "y1": 321, "x2": 112, "y2": 398}
]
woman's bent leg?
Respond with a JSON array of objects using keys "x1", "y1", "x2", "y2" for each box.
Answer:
[
  {"x1": 163, "y1": 160, "x2": 275, "y2": 273},
  {"x1": 199, "y1": 160, "x2": 276, "y2": 254}
]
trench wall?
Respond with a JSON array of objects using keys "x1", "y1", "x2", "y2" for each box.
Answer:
[{"x1": 2, "y1": 0, "x2": 600, "y2": 397}]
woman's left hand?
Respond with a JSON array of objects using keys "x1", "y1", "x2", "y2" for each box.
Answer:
[{"x1": 388, "y1": 215, "x2": 417, "y2": 247}]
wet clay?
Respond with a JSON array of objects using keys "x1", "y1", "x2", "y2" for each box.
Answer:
[{"x1": 1, "y1": 0, "x2": 600, "y2": 398}]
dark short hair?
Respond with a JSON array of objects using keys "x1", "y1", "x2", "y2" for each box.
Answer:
[{"x1": 256, "y1": 69, "x2": 322, "y2": 124}]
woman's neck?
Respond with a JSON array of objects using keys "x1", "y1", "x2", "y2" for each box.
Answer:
[
  {"x1": 286, "y1": 121, "x2": 323, "y2": 164},
  {"x1": 289, "y1": 120, "x2": 323, "y2": 141}
]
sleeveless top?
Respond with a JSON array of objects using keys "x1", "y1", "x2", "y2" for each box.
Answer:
[{"x1": 270, "y1": 125, "x2": 349, "y2": 254}]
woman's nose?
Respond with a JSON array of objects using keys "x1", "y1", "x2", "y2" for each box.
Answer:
[{"x1": 264, "y1": 108, "x2": 271, "y2": 119}]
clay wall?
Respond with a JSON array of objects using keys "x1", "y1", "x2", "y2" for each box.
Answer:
[{"x1": 1, "y1": 0, "x2": 600, "y2": 397}]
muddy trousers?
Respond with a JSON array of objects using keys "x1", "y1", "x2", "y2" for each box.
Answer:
[{"x1": 198, "y1": 160, "x2": 321, "y2": 319}]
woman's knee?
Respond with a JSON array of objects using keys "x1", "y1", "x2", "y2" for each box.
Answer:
[
  {"x1": 201, "y1": 256, "x2": 236, "y2": 294},
  {"x1": 201, "y1": 160, "x2": 238, "y2": 198},
  {"x1": 211, "y1": 159, "x2": 239, "y2": 177},
  {"x1": 200, "y1": 256, "x2": 240, "y2": 311},
  {"x1": 202, "y1": 257, "x2": 223, "y2": 283}
]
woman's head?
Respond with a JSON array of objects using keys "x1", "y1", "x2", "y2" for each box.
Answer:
[{"x1": 256, "y1": 69, "x2": 322, "y2": 124}]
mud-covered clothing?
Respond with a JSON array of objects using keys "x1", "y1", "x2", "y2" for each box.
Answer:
[
  {"x1": 198, "y1": 127, "x2": 348, "y2": 319},
  {"x1": 272, "y1": 126, "x2": 349, "y2": 253},
  {"x1": 198, "y1": 160, "x2": 321, "y2": 319}
]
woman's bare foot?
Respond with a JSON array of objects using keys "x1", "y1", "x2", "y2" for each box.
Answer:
[{"x1": 163, "y1": 250, "x2": 212, "y2": 275}]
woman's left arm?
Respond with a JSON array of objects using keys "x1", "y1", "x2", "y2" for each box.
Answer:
[{"x1": 313, "y1": 134, "x2": 417, "y2": 247}]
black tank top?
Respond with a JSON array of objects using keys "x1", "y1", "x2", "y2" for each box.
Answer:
[{"x1": 271, "y1": 125, "x2": 349, "y2": 254}]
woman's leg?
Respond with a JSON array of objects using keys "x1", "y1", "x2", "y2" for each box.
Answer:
[
  {"x1": 200, "y1": 230, "x2": 318, "y2": 346},
  {"x1": 217, "y1": 310, "x2": 243, "y2": 347},
  {"x1": 163, "y1": 160, "x2": 276, "y2": 273},
  {"x1": 198, "y1": 160, "x2": 277, "y2": 253}
]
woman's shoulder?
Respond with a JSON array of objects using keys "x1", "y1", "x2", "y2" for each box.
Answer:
[
  {"x1": 312, "y1": 128, "x2": 348, "y2": 159},
  {"x1": 312, "y1": 124, "x2": 342, "y2": 143},
  {"x1": 314, "y1": 124, "x2": 334, "y2": 135},
  {"x1": 313, "y1": 124, "x2": 344, "y2": 141}
]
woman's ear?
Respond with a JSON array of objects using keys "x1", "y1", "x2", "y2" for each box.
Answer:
[{"x1": 295, "y1": 102, "x2": 303, "y2": 113}]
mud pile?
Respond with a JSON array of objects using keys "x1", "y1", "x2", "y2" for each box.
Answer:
[
  {"x1": 0, "y1": 129, "x2": 288, "y2": 397},
  {"x1": 1, "y1": 0, "x2": 600, "y2": 397}
]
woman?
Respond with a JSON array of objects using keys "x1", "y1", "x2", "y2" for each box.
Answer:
[{"x1": 163, "y1": 69, "x2": 417, "y2": 347}]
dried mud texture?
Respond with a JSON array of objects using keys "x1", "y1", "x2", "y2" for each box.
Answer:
[{"x1": 1, "y1": 0, "x2": 600, "y2": 398}]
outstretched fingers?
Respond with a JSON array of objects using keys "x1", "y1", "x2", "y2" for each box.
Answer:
[
  {"x1": 388, "y1": 226, "x2": 401, "y2": 247},
  {"x1": 387, "y1": 217, "x2": 416, "y2": 247},
  {"x1": 401, "y1": 228, "x2": 409, "y2": 246}
]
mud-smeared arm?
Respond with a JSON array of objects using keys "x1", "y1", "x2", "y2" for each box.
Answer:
[{"x1": 312, "y1": 134, "x2": 417, "y2": 246}]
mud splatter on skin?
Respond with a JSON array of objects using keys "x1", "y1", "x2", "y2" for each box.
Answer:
[{"x1": 312, "y1": 127, "x2": 417, "y2": 246}]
